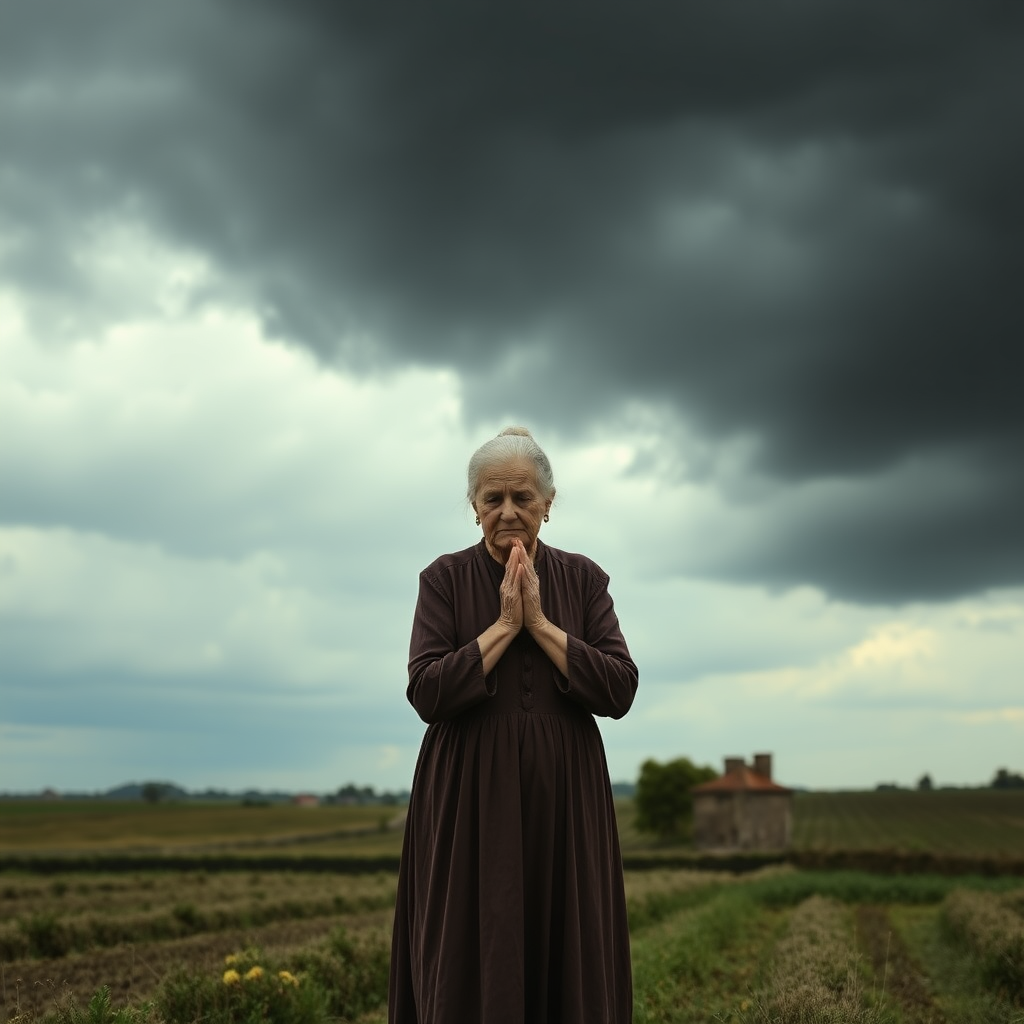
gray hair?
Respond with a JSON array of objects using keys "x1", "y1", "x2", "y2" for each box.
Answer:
[{"x1": 466, "y1": 426, "x2": 556, "y2": 502}]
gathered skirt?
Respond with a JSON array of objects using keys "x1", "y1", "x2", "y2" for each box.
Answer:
[{"x1": 388, "y1": 707, "x2": 632, "y2": 1024}]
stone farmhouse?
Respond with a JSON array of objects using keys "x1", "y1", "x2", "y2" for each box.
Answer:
[{"x1": 691, "y1": 753, "x2": 793, "y2": 851}]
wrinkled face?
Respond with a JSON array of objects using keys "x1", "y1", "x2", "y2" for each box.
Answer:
[{"x1": 472, "y1": 458, "x2": 552, "y2": 563}]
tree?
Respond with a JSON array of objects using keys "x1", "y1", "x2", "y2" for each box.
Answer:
[
  {"x1": 991, "y1": 768, "x2": 1024, "y2": 789},
  {"x1": 633, "y1": 757, "x2": 717, "y2": 840},
  {"x1": 141, "y1": 782, "x2": 165, "y2": 803},
  {"x1": 917, "y1": 773, "x2": 933, "y2": 791}
]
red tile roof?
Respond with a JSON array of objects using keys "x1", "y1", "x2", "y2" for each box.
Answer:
[{"x1": 691, "y1": 765, "x2": 792, "y2": 794}]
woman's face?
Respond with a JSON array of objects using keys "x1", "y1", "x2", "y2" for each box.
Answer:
[{"x1": 473, "y1": 457, "x2": 552, "y2": 564}]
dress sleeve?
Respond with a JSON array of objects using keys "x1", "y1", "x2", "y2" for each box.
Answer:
[
  {"x1": 557, "y1": 571, "x2": 638, "y2": 720},
  {"x1": 406, "y1": 568, "x2": 496, "y2": 723}
]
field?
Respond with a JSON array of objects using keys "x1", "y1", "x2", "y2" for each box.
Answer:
[
  {"x1": 791, "y1": 790, "x2": 1024, "y2": 858},
  {"x1": 0, "y1": 803, "x2": 405, "y2": 858},
  {"x1": 2, "y1": 791, "x2": 1023, "y2": 1023}
]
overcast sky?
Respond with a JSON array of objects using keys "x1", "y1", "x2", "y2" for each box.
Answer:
[{"x1": 2, "y1": 2, "x2": 1022, "y2": 796}]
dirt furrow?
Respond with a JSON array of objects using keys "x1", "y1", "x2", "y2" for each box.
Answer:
[{"x1": 855, "y1": 904, "x2": 946, "y2": 1024}]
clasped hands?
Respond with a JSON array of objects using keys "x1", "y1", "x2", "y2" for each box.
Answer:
[{"x1": 498, "y1": 538, "x2": 547, "y2": 636}]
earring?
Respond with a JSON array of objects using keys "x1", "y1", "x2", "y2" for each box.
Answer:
[
  {"x1": 543, "y1": 514, "x2": 550, "y2": 522},
  {"x1": 475, "y1": 516, "x2": 480, "y2": 525}
]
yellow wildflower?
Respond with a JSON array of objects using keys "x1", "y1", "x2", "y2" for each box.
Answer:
[
  {"x1": 224, "y1": 954, "x2": 239, "y2": 966},
  {"x1": 278, "y1": 970, "x2": 299, "y2": 986},
  {"x1": 222, "y1": 969, "x2": 241, "y2": 985},
  {"x1": 244, "y1": 966, "x2": 264, "y2": 982}
]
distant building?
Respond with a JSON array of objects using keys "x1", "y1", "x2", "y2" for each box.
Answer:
[
  {"x1": 291, "y1": 793, "x2": 320, "y2": 808},
  {"x1": 691, "y1": 753, "x2": 793, "y2": 851}
]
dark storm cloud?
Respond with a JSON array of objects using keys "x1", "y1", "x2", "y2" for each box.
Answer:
[
  {"x1": 3, "y1": 1, "x2": 1022, "y2": 601},
  {"x1": 688, "y1": 447, "x2": 1024, "y2": 604}
]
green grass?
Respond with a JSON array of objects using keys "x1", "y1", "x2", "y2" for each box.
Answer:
[
  {"x1": 892, "y1": 904, "x2": 1023, "y2": 1023},
  {"x1": 631, "y1": 887, "x2": 777, "y2": 1023}
]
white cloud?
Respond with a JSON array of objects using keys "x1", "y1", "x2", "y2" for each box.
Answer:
[
  {"x1": 955, "y1": 708, "x2": 1024, "y2": 726},
  {"x1": 0, "y1": 526, "x2": 386, "y2": 686},
  {"x1": 847, "y1": 622, "x2": 936, "y2": 670}
]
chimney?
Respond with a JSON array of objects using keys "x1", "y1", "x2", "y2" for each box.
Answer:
[
  {"x1": 724, "y1": 757, "x2": 745, "y2": 775},
  {"x1": 753, "y1": 753, "x2": 772, "y2": 780}
]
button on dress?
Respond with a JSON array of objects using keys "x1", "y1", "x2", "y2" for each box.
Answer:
[{"x1": 389, "y1": 539, "x2": 638, "y2": 1024}]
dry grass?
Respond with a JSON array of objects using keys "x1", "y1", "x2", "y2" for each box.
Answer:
[
  {"x1": 0, "y1": 871, "x2": 397, "y2": 961},
  {"x1": 942, "y1": 888, "x2": 1024, "y2": 1001},
  {"x1": 0, "y1": 802, "x2": 403, "y2": 855},
  {"x1": 740, "y1": 895, "x2": 897, "y2": 1023}
]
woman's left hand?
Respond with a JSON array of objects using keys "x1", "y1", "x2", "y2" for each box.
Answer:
[
  {"x1": 512, "y1": 538, "x2": 569, "y2": 675},
  {"x1": 514, "y1": 539, "x2": 547, "y2": 634}
]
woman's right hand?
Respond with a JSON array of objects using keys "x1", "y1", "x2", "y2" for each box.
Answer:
[{"x1": 478, "y1": 547, "x2": 524, "y2": 675}]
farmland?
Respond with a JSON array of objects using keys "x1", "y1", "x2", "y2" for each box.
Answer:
[
  {"x1": 791, "y1": 790, "x2": 1024, "y2": 858},
  {"x1": 2, "y1": 790, "x2": 1023, "y2": 1023}
]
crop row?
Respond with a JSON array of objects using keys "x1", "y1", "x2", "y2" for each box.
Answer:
[
  {"x1": 4, "y1": 868, "x2": 1024, "y2": 1023},
  {"x1": 742, "y1": 895, "x2": 892, "y2": 1023},
  {"x1": 942, "y1": 888, "x2": 1024, "y2": 1001},
  {"x1": 0, "y1": 874, "x2": 398, "y2": 960},
  {"x1": 631, "y1": 888, "x2": 894, "y2": 1023},
  {"x1": 629, "y1": 870, "x2": 1024, "y2": 1023},
  {"x1": 0, "y1": 870, "x2": 393, "y2": 918},
  {"x1": 791, "y1": 789, "x2": 1024, "y2": 857},
  {"x1": 5, "y1": 864, "x2": 1023, "y2": 963}
]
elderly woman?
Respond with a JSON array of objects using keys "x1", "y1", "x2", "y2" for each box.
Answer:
[{"x1": 388, "y1": 426, "x2": 638, "y2": 1024}]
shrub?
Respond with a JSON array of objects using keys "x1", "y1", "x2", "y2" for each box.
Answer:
[
  {"x1": 170, "y1": 903, "x2": 202, "y2": 930},
  {"x1": 0, "y1": 919, "x2": 31, "y2": 959},
  {"x1": 19, "y1": 913, "x2": 74, "y2": 958},
  {"x1": 289, "y1": 927, "x2": 391, "y2": 1020},
  {"x1": 155, "y1": 935, "x2": 389, "y2": 1024},
  {"x1": 157, "y1": 949, "x2": 326, "y2": 1024}
]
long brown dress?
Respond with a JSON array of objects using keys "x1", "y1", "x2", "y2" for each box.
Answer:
[{"x1": 388, "y1": 539, "x2": 638, "y2": 1024}]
